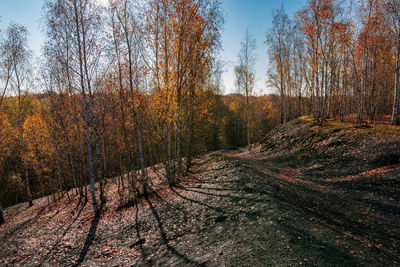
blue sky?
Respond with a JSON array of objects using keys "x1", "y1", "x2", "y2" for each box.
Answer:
[
  {"x1": 220, "y1": 0, "x2": 307, "y2": 94},
  {"x1": 0, "y1": 0, "x2": 307, "y2": 95},
  {"x1": 0, "y1": 0, "x2": 43, "y2": 52}
]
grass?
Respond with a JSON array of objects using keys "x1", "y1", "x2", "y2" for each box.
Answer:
[
  {"x1": 325, "y1": 120, "x2": 400, "y2": 137},
  {"x1": 299, "y1": 115, "x2": 314, "y2": 122},
  {"x1": 298, "y1": 115, "x2": 400, "y2": 137},
  {"x1": 207, "y1": 154, "x2": 233, "y2": 163}
]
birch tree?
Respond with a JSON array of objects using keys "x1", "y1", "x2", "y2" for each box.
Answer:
[
  {"x1": 5, "y1": 23, "x2": 34, "y2": 207},
  {"x1": 0, "y1": 18, "x2": 6, "y2": 223},
  {"x1": 43, "y1": 0, "x2": 104, "y2": 213},
  {"x1": 0, "y1": 23, "x2": 14, "y2": 108},
  {"x1": 113, "y1": 0, "x2": 149, "y2": 195},
  {"x1": 266, "y1": 5, "x2": 293, "y2": 124},
  {"x1": 385, "y1": 0, "x2": 400, "y2": 125},
  {"x1": 235, "y1": 29, "x2": 256, "y2": 149}
]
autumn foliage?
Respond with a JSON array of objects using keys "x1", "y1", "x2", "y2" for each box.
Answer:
[
  {"x1": 0, "y1": 0, "x2": 279, "y2": 211},
  {"x1": 266, "y1": 0, "x2": 400, "y2": 126}
]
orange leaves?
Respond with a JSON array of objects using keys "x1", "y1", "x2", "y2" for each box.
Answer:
[
  {"x1": 149, "y1": 84, "x2": 177, "y2": 123},
  {"x1": 298, "y1": 0, "x2": 349, "y2": 47}
]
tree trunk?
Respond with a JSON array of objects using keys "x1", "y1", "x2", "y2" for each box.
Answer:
[
  {"x1": 279, "y1": 54, "x2": 285, "y2": 124},
  {"x1": 73, "y1": 0, "x2": 98, "y2": 214},
  {"x1": 167, "y1": 124, "x2": 174, "y2": 185},
  {"x1": 22, "y1": 137, "x2": 33, "y2": 207},
  {"x1": 185, "y1": 85, "x2": 195, "y2": 173},
  {"x1": 392, "y1": 38, "x2": 400, "y2": 125},
  {"x1": 246, "y1": 84, "x2": 251, "y2": 150},
  {"x1": 0, "y1": 203, "x2": 4, "y2": 225},
  {"x1": 95, "y1": 131, "x2": 106, "y2": 203},
  {"x1": 15, "y1": 61, "x2": 33, "y2": 208},
  {"x1": 120, "y1": 9, "x2": 148, "y2": 195}
]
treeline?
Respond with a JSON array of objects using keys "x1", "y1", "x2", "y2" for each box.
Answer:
[
  {"x1": 0, "y1": 92, "x2": 276, "y2": 209},
  {"x1": 266, "y1": 0, "x2": 400, "y2": 125},
  {"x1": 0, "y1": 0, "x2": 279, "y2": 219},
  {"x1": 0, "y1": 91, "x2": 276, "y2": 207}
]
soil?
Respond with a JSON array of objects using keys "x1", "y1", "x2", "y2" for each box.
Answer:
[{"x1": 0, "y1": 119, "x2": 399, "y2": 266}]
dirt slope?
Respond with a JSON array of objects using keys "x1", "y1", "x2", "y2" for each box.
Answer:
[
  {"x1": 1, "y1": 119, "x2": 399, "y2": 266},
  {"x1": 1, "y1": 153, "x2": 321, "y2": 266}
]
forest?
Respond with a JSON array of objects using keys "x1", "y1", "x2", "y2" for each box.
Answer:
[
  {"x1": 1, "y1": 0, "x2": 400, "y2": 221},
  {"x1": 266, "y1": 0, "x2": 400, "y2": 126},
  {"x1": 1, "y1": 0, "x2": 400, "y2": 265},
  {"x1": 0, "y1": 0, "x2": 280, "y2": 221}
]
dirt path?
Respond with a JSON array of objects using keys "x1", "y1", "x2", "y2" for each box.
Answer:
[
  {"x1": 1, "y1": 148, "x2": 399, "y2": 266},
  {"x1": 228, "y1": 147, "x2": 400, "y2": 267}
]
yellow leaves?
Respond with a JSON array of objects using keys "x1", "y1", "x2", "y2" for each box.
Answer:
[
  {"x1": 229, "y1": 101, "x2": 241, "y2": 113},
  {"x1": 23, "y1": 113, "x2": 53, "y2": 174},
  {"x1": 24, "y1": 113, "x2": 48, "y2": 143}
]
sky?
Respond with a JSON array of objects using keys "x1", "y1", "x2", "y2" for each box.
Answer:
[
  {"x1": 0, "y1": 0, "x2": 307, "y2": 95},
  {"x1": 220, "y1": 0, "x2": 307, "y2": 95}
]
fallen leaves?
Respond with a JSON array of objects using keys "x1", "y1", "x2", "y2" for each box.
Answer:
[{"x1": 325, "y1": 165, "x2": 400, "y2": 182}]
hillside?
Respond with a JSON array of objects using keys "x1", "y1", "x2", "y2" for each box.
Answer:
[
  {"x1": 262, "y1": 117, "x2": 400, "y2": 181},
  {"x1": 1, "y1": 119, "x2": 400, "y2": 266}
]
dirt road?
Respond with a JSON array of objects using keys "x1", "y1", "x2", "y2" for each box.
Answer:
[{"x1": 228, "y1": 147, "x2": 400, "y2": 266}]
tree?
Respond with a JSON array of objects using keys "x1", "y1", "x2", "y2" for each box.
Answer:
[
  {"x1": 0, "y1": 22, "x2": 14, "y2": 108},
  {"x1": 266, "y1": 5, "x2": 294, "y2": 124},
  {"x1": 4, "y1": 23, "x2": 34, "y2": 207},
  {"x1": 235, "y1": 29, "x2": 256, "y2": 149},
  {"x1": 43, "y1": 0, "x2": 104, "y2": 213},
  {"x1": 385, "y1": 0, "x2": 400, "y2": 125},
  {"x1": 146, "y1": 0, "x2": 223, "y2": 184},
  {"x1": 356, "y1": 0, "x2": 392, "y2": 123},
  {"x1": 0, "y1": 111, "x2": 18, "y2": 224},
  {"x1": 264, "y1": 0, "x2": 400, "y2": 126},
  {"x1": 0, "y1": 203, "x2": 3, "y2": 224},
  {"x1": 0, "y1": 16, "x2": 6, "y2": 224},
  {"x1": 72, "y1": 0, "x2": 100, "y2": 212},
  {"x1": 43, "y1": 0, "x2": 86, "y2": 200},
  {"x1": 296, "y1": 0, "x2": 350, "y2": 124},
  {"x1": 112, "y1": 0, "x2": 149, "y2": 195}
]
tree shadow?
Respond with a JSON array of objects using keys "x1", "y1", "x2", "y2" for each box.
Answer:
[
  {"x1": 143, "y1": 193, "x2": 206, "y2": 266},
  {"x1": 279, "y1": 222, "x2": 360, "y2": 266},
  {"x1": 170, "y1": 156, "x2": 394, "y2": 266},
  {"x1": 244, "y1": 158, "x2": 400, "y2": 265},
  {"x1": 54, "y1": 200, "x2": 87, "y2": 245},
  {"x1": 130, "y1": 198, "x2": 150, "y2": 265},
  {"x1": 170, "y1": 186, "x2": 225, "y2": 213},
  {"x1": 176, "y1": 185, "x2": 272, "y2": 205},
  {"x1": 73, "y1": 202, "x2": 104, "y2": 267},
  {"x1": 0, "y1": 204, "x2": 47, "y2": 242}
]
